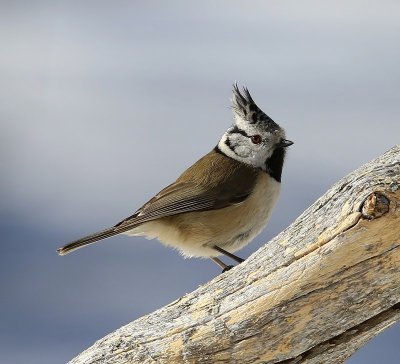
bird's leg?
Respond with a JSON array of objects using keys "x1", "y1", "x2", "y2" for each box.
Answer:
[
  {"x1": 213, "y1": 245, "x2": 245, "y2": 263},
  {"x1": 210, "y1": 257, "x2": 234, "y2": 273}
]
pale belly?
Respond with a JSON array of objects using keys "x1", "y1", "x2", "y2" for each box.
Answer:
[{"x1": 125, "y1": 173, "x2": 281, "y2": 258}]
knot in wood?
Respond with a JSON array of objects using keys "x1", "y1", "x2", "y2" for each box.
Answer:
[{"x1": 361, "y1": 192, "x2": 390, "y2": 219}]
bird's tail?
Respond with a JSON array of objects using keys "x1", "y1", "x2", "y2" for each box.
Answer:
[{"x1": 57, "y1": 226, "x2": 128, "y2": 256}]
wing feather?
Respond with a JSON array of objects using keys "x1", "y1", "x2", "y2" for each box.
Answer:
[{"x1": 115, "y1": 182, "x2": 231, "y2": 229}]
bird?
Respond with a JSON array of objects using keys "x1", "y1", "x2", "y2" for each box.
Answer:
[{"x1": 57, "y1": 84, "x2": 293, "y2": 272}]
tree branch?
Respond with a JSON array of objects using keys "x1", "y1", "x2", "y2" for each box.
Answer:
[{"x1": 70, "y1": 145, "x2": 400, "y2": 364}]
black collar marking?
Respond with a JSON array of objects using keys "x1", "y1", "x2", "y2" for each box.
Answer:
[
  {"x1": 230, "y1": 125, "x2": 250, "y2": 138},
  {"x1": 265, "y1": 147, "x2": 285, "y2": 182}
]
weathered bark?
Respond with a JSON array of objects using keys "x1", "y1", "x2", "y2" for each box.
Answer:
[{"x1": 70, "y1": 145, "x2": 400, "y2": 364}]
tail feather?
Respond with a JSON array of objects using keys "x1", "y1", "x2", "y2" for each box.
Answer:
[{"x1": 57, "y1": 225, "x2": 129, "y2": 256}]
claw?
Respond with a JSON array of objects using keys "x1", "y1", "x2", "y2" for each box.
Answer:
[{"x1": 221, "y1": 265, "x2": 234, "y2": 273}]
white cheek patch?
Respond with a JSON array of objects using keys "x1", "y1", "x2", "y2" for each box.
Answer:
[{"x1": 235, "y1": 145, "x2": 252, "y2": 157}]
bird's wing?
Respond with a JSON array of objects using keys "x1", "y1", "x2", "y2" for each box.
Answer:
[
  {"x1": 57, "y1": 150, "x2": 259, "y2": 255},
  {"x1": 115, "y1": 149, "x2": 261, "y2": 228},
  {"x1": 114, "y1": 179, "x2": 253, "y2": 228}
]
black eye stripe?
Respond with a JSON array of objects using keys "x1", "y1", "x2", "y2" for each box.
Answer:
[
  {"x1": 231, "y1": 126, "x2": 262, "y2": 143},
  {"x1": 230, "y1": 126, "x2": 250, "y2": 138}
]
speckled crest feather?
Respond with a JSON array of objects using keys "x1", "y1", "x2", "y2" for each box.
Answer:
[{"x1": 232, "y1": 83, "x2": 279, "y2": 132}]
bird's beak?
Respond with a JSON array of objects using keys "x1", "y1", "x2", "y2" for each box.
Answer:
[{"x1": 277, "y1": 139, "x2": 294, "y2": 148}]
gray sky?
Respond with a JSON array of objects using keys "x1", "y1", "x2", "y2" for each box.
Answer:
[{"x1": 1, "y1": 1, "x2": 399, "y2": 363}]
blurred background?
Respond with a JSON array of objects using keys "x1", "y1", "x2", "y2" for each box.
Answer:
[{"x1": 1, "y1": 1, "x2": 399, "y2": 363}]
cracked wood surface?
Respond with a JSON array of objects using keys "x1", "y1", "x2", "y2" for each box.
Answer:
[{"x1": 70, "y1": 145, "x2": 400, "y2": 364}]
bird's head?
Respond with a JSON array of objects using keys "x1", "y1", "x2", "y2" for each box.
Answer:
[{"x1": 218, "y1": 84, "x2": 293, "y2": 171}]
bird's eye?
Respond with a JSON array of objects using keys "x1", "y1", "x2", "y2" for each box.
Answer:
[{"x1": 250, "y1": 135, "x2": 262, "y2": 144}]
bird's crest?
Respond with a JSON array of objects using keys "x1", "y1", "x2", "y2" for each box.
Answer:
[{"x1": 232, "y1": 83, "x2": 278, "y2": 132}]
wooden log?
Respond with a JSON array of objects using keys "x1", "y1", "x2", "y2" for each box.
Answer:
[{"x1": 70, "y1": 145, "x2": 400, "y2": 364}]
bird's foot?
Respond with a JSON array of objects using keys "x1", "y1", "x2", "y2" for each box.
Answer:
[{"x1": 221, "y1": 265, "x2": 234, "y2": 273}]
